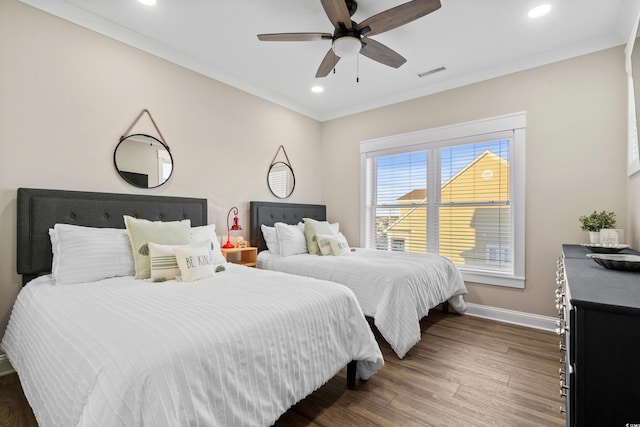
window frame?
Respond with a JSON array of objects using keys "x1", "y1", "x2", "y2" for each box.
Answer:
[{"x1": 360, "y1": 112, "x2": 526, "y2": 288}]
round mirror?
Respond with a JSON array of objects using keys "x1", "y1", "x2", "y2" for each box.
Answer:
[
  {"x1": 114, "y1": 134, "x2": 173, "y2": 188},
  {"x1": 267, "y1": 161, "x2": 295, "y2": 198}
]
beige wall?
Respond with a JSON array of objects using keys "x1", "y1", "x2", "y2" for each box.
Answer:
[
  {"x1": 0, "y1": 1, "x2": 322, "y2": 331},
  {"x1": 320, "y1": 47, "x2": 629, "y2": 318},
  {"x1": 0, "y1": 0, "x2": 633, "y2": 330}
]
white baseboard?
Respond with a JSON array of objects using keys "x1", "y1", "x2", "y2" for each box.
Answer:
[
  {"x1": 464, "y1": 302, "x2": 556, "y2": 332},
  {"x1": 0, "y1": 352, "x2": 15, "y2": 376}
]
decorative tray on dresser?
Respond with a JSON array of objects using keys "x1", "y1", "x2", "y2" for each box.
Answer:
[{"x1": 556, "y1": 244, "x2": 640, "y2": 427}]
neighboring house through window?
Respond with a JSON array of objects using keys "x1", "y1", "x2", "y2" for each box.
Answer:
[{"x1": 360, "y1": 113, "x2": 526, "y2": 288}]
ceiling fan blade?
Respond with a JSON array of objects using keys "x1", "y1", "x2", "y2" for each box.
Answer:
[
  {"x1": 357, "y1": 0, "x2": 441, "y2": 37},
  {"x1": 316, "y1": 48, "x2": 341, "y2": 77},
  {"x1": 320, "y1": 0, "x2": 353, "y2": 29},
  {"x1": 258, "y1": 32, "x2": 333, "y2": 42},
  {"x1": 360, "y1": 37, "x2": 406, "y2": 68}
]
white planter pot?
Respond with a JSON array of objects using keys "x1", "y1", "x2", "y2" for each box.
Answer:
[{"x1": 589, "y1": 231, "x2": 600, "y2": 244}]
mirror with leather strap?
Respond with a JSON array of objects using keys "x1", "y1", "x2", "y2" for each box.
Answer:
[
  {"x1": 115, "y1": 109, "x2": 173, "y2": 189},
  {"x1": 268, "y1": 145, "x2": 295, "y2": 199},
  {"x1": 114, "y1": 134, "x2": 173, "y2": 188}
]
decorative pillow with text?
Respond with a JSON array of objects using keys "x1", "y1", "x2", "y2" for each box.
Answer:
[
  {"x1": 303, "y1": 218, "x2": 339, "y2": 255},
  {"x1": 124, "y1": 216, "x2": 191, "y2": 279},
  {"x1": 316, "y1": 232, "x2": 351, "y2": 256},
  {"x1": 190, "y1": 224, "x2": 227, "y2": 264},
  {"x1": 149, "y1": 240, "x2": 211, "y2": 282},
  {"x1": 174, "y1": 245, "x2": 218, "y2": 282}
]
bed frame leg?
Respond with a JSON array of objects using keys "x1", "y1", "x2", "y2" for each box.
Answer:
[{"x1": 347, "y1": 360, "x2": 357, "y2": 387}]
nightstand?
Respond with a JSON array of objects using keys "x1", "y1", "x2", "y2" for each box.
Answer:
[{"x1": 220, "y1": 247, "x2": 257, "y2": 267}]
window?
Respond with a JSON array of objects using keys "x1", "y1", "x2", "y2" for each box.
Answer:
[
  {"x1": 158, "y1": 150, "x2": 172, "y2": 181},
  {"x1": 486, "y1": 244, "x2": 509, "y2": 265},
  {"x1": 268, "y1": 168, "x2": 288, "y2": 197},
  {"x1": 360, "y1": 113, "x2": 525, "y2": 288}
]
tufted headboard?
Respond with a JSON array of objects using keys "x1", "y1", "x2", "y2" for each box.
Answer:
[
  {"x1": 17, "y1": 188, "x2": 208, "y2": 284},
  {"x1": 249, "y1": 201, "x2": 326, "y2": 252}
]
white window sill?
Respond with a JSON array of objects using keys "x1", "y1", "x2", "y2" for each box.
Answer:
[{"x1": 461, "y1": 270, "x2": 525, "y2": 289}]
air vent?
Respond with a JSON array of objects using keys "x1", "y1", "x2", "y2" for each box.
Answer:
[{"x1": 418, "y1": 66, "x2": 446, "y2": 78}]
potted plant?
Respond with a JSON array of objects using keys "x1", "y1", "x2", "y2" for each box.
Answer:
[{"x1": 579, "y1": 210, "x2": 617, "y2": 243}]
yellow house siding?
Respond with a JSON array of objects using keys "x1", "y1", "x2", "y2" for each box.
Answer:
[
  {"x1": 441, "y1": 150, "x2": 509, "y2": 203},
  {"x1": 383, "y1": 150, "x2": 511, "y2": 269}
]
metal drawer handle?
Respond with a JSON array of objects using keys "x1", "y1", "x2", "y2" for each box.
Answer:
[{"x1": 555, "y1": 320, "x2": 567, "y2": 335}]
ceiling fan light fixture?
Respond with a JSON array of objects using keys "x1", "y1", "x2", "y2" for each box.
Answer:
[{"x1": 333, "y1": 36, "x2": 362, "y2": 57}]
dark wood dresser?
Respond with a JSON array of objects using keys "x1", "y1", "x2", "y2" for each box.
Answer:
[{"x1": 556, "y1": 244, "x2": 640, "y2": 426}]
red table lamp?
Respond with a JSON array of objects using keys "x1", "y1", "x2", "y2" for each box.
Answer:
[{"x1": 223, "y1": 206, "x2": 242, "y2": 248}]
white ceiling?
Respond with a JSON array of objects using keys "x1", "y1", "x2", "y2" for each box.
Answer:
[{"x1": 19, "y1": 0, "x2": 640, "y2": 121}]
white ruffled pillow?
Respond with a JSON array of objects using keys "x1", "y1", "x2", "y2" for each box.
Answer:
[
  {"x1": 189, "y1": 224, "x2": 226, "y2": 264},
  {"x1": 274, "y1": 222, "x2": 307, "y2": 256},
  {"x1": 50, "y1": 224, "x2": 135, "y2": 285}
]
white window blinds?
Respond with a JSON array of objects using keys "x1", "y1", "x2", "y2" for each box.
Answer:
[
  {"x1": 439, "y1": 139, "x2": 511, "y2": 273},
  {"x1": 360, "y1": 113, "x2": 526, "y2": 288},
  {"x1": 374, "y1": 151, "x2": 427, "y2": 252}
]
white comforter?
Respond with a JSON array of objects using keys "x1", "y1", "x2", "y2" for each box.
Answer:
[
  {"x1": 258, "y1": 248, "x2": 468, "y2": 359},
  {"x1": 2, "y1": 264, "x2": 383, "y2": 427}
]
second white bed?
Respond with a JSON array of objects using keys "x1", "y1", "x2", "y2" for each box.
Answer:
[{"x1": 258, "y1": 248, "x2": 468, "y2": 359}]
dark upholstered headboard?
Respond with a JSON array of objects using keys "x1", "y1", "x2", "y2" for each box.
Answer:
[
  {"x1": 17, "y1": 188, "x2": 208, "y2": 284},
  {"x1": 249, "y1": 201, "x2": 326, "y2": 252}
]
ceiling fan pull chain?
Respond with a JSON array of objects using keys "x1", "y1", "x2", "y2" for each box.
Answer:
[
  {"x1": 356, "y1": 53, "x2": 360, "y2": 83},
  {"x1": 333, "y1": 49, "x2": 337, "y2": 74}
]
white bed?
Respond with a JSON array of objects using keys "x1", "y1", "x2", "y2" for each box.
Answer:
[
  {"x1": 3, "y1": 266, "x2": 383, "y2": 427},
  {"x1": 258, "y1": 248, "x2": 467, "y2": 359},
  {"x1": 4, "y1": 188, "x2": 384, "y2": 427},
  {"x1": 249, "y1": 201, "x2": 468, "y2": 359}
]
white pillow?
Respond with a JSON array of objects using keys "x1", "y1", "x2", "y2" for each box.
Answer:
[
  {"x1": 50, "y1": 224, "x2": 135, "y2": 285},
  {"x1": 174, "y1": 245, "x2": 219, "y2": 282},
  {"x1": 261, "y1": 224, "x2": 280, "y2": 254},
  {"x1": 316, "y1": 232, "x2": 351, "y2": 256},
  {"x1": 149, "y1": 240, "x2": 212, "y2": 282},
  {"x1": 275, "y1": 222, "x2": 308, "y2": 257},
  {"x1": 190, "y1": 224, "x2": 226, "y2": 264},
  {"x1": 124, "y1": 216, "x2": 191, "y2": 279},
  {"x1": 303, "y1": 218, "x2": 340, "y2": 254}
]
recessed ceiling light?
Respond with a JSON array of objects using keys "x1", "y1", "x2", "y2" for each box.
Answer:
[
  {"x1": 138, "y1": 0, "x2": 157, "y2": 6},
  {"x1": 528, "y1": 4, "x2": 551, "y2": 18},
  {"x1": 311, "y1": 86, "x2": 324, "y2": 93}
]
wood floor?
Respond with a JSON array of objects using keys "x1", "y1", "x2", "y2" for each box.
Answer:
[{"x1": 0, "y1": 311, "x2": 565, "y2": 427}]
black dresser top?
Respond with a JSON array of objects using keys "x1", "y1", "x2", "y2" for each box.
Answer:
[{"x1": 563, "y1": 244, "x2": 640, "y2": 313}]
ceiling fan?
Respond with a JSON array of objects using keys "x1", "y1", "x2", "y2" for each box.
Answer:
[{"x1": 257, "y1": 0, "x2": 441, "y2": 78}]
